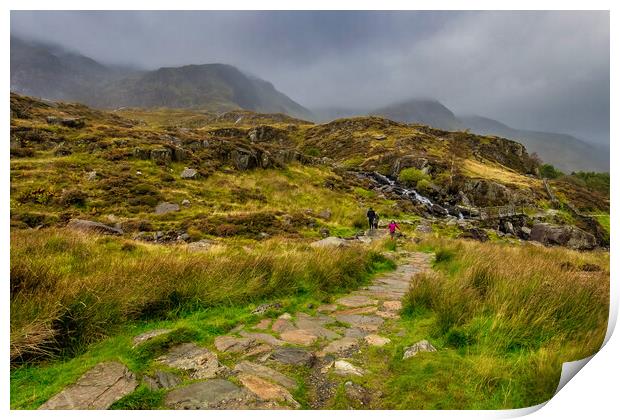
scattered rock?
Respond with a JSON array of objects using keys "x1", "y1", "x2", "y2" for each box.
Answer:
[
  {"x1": 143, "y1": 370, "x2": 181, "y2": 390},
  {"x1": 458, "y1": 227, "x2": 489, "y2": 242},
  {"x1": 403, "y1": 339, "x2": 437, "y2": 359},
  {"x1": 336, "y1": 295, "x2": 378, "y2": 308},
  {"x1": 364, "y1": 334, "x2": 391, "y2": 347},
  {"x1": 238, "y1": 374, "x2": 300, "y2": 407},
  {"x1": 39, "y1": 362, "x2": 137, "y2": 409},
  {"x1": 317, "y1": 304, "x2": 338, "y2": 313},
  {"x1": 157, "y1": 343, "x2": 224, "y2": 379},
  {"x1": 66, "y1": 219, "x2": 123, "y2": 235},
  {"x1": 333, "y1": 360, "x2": 365, "y2": 377},
  {"x1": 382, "y1": 301, "x2": 402, "y2": 311},
  {"x1": 272, "y1": 318, "x2": 296, "y2": 333},
  {"x1": 187, "y1": 239, "x2": 214, "y2": 252},
  {"x1": 344, "y1": 381, "x2": 371, "y2": 406},
  {"x1": 155, "y1": 202, "x2": 180, "y2": 215},
  {"x1": 318, "y1": 209, "x2": 332, "y2": 220},
  {"x1": 270, "y1": 347, "x2": 315, "y2": 367},
  {"x1": 280, "y1": 329, "x2": 318, "y2": 346},
  {"x1": 233, "y1": 361, "x2": 297, "y2": 390},
  {"x1": 180, "y1": 168, "x2": 198, "y2": 179},
  {"x1": 132, "y1": 328, "x2": 172, "y2": 347},
  {"x1": 181, "y1": 199, "x2": 191, "y2": 206},
  {"x1": 86, "y1": 170, "x2": 97, "y2": 181},
  {"x1": 164, "y1": 379, "x2": 256, "y2": 409},
  {"x1": 252, "y1": 302, "x2": 282, "y2": 315},
  {"x1": 310, "y1": 237, "x2": 349, "y2": 248},
  {"x1": 214, "y1": 336, "x2": 257, "y2": 353}
]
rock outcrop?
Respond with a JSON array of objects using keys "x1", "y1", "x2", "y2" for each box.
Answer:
[{"x1": 530, "y1": 223, "x2": 597, "y2": 250}]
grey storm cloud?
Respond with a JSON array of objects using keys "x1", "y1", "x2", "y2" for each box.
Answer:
[{"x1": 11, "y1": 10, "x2": 609, "y2": 145}]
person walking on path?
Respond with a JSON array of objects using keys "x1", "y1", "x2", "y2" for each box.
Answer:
[
  {"x1": 388, "y1": 220, "x2": 400, "y2": 239},
  {"x1": 367, "y1": 208, "x2": 376, "y2": 230},
  {"x1": 373, "y1": 213, "x2": 380, "y2": 229}
]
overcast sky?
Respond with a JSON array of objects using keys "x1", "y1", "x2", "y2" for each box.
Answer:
[{"x1": 11, "y1": 10, "x2": 610, "y2": 145}]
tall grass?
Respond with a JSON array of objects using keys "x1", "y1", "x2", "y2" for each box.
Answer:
[
  {"x1": 11, "y1": 228, "x2": 389, "y2": 364},
  {"x1": 402, "y1": 238, "x2": 609, "y2": 405}
]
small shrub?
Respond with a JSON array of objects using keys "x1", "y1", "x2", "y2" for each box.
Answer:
[
  {"x1": 10, "y1": 147, "x2": 35, "y2": 158},
  {"x1": 398, "y1": 168, "x2": 429, "y2": 186},
  {"x1": 416, "y1": 178, "x2": 432, "y2": 193},
  {"x1": 539, "y1": 164, "x2": 563, "y2": 179},
  {"x1": 59, "y1": 189, "x2": 87, "y2": 206},
  {"x1": 16, "y1": 186, "x2": 56, "y2": 205}
]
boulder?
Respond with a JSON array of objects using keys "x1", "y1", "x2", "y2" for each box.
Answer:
[
  {"x1": 530, "y1": 223, "x2": 596, "y2": 250},
  {"x1": 150, "y1": 148, "x2": 172, "y2": 164},
  {"x1": 333, "y1": 360, "x2": 365, "y2": 376},
  {"x1": 403, "y1": 339, "x2": 437, "y2": 359},
  {"x1": 180, "y1": 168, "x2": 198, "y2": 179},
  {"x1": 318, "y1": 209, "x2": 332, "y2": 220},
  {"x1": 66, "y1": 219, "x2": 123, "y2": 235},
  {"x1": 155, "y1": 202, "x2": 180, "y2": 215},
  {"x1": 458, "y1": 227, "x2": 489, "y2": 242},
  {"x1": 311, "y1": 237, "x2": 348, "y2": 248},
  {"x1": 181, "y1": 199, "x2": 191, "y2": 206}
]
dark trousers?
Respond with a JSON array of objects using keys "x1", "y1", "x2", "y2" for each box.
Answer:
[{"x1": 368, "y1": 218, "x2": 374, "y2": 229}]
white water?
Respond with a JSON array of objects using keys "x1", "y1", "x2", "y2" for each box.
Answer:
[{"x1": 372, "y1": 172, "x2": 434, "y2": 208}]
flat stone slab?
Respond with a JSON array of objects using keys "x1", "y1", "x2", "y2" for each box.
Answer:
[
  {"x1": 344, "y1": 328, "x2": 368, "y2": 339},
  {"x1": 336, "y1": 295, "x2": 379, "y2": 308},
  {"x1": 272, "y1": 318, "x2": 296, "y2": 333},
  {"x1": 165, "y1": 379, "x2": 257, "y2": 409},
  {"x1": 240, "y1": 331, "x2": 284, "y2": 347},
  {"x1": 382, "y1": 301, "x2": 402, "y2": 311},
  {"x1": 333, "y1": 306, "x2": 378, "y2": 316},
  {"x1": 254, "y1": 319, "x2": 272, "y2": 330},
  {"x1": 333, "y1": 360, "x2": 365, "y2": 377},
  {"x1": 295, "y1": 312, "x2": 335, "y2": 325},
  {"x1": 238, "y1": 374, "x2": 300, "y2": 407},
  {"x1": 132, "y1": 329, "x2": 172, "y2": 347},
  {"x1": 157, "y1": 343, "x2": 224, "y2": 379},
  {"x1": 280, "y1": 329, "x2": 318, "y2": 346},
  {"x1": 233, "y1": 361, "x2": 297, "y2": 390},
  {"x1": 39, "y1": 362, "x2": 137, "y2": 409},
  {"x1": 270, "y1": 347, "x2": 315, "y2": 367},
  {"x1": 376, "y1": 310, "x2": 400, "y2": 319},
  {"x1": 317, "y1": 304, "x2": 338, "y2": 313},
  {"x1": 321, "y1": 337, "x2": 359, "y2": 355},
  {"x1": 214, "y1": 336, "x2": 257, "y2": 353},
  {"x1": 334, "y1": 314, "x2": 384, "y2": 332},
  {"x1": 364, "y1": 334, "x2": 391, "y2": 347}
]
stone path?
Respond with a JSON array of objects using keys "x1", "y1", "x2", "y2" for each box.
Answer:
[{"x1": 39, "y1": 250, "x2": 434, "y2": 410}]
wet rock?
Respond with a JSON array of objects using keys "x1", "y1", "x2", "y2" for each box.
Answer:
[
  {"x1": 336, "y1": 295, "x2": 378, "y2": 308},
  {"x1": 280, "y1": 329, "x2": 318, "y2": 346},
  {"x1": 132, "y1": 328, "x2": 172, "y2": 347},
  {"x1": 364, "y1": 334, "x2": 391, "y2": 347},
  {"x1": 180, "y1": 168, "x2": 198, "y2": 179},
  {"x1": 143, "y1": 371, "x2": 181, "y2": 390},
  {"x1": 403, "y1": 339, "x2": 437, "y2": 359},
  {"x1": 233, "y1": 361, "x2": 297, "y2": 390},
  {"x1": 157, "y1": 343, "x2": 224, "y2": 379},
  {"x1": 530, "y1": 223, "x2": 596, "y2": 250},
  {"x1": 333, "y1": 360, "x2": 365, "y2": 377},
  {"x1": 155, "y1": 202, "x2": 180, "y2": 215},
  {"x1": 164, "y1": 379, "x2": 257, "y2": 409},
  {"x1": 270, "y1": 347, "x2": 315, "y2": 367},
  {"x1": 238, "y1": 374, "x2": 300, "y2": 407},
  {"x1": 39, "y1": 362, "x2": 137, "y2": 409},
  {"x1": 66, "y1": 219, "x2": 123, "y2": 235},
  {"x1": 310, "y1": 236, "x2": 349, "y2": 248}
]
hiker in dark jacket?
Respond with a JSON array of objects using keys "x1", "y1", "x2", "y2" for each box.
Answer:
[
  {"x1": 373, "y1": 213, "x2": 380, "y2": 229},
  {"x1": 367, "y1": 208, "x2": 376, "y2": 230}
]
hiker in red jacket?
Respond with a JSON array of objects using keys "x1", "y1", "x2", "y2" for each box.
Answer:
[{"x1": 388, "y1": 220, "x2": 400, "y2": 239}]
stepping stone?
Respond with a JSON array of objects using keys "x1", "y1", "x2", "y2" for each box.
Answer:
[
  {"x1": 270, "y1": 347, "x2": 315, "y2": 367},
  {"x1": 382, "y1": 301, "x2": 402, "y2": 311},
  {"x1": 364, "y1": 334, "x2": 391, "y2": 347},
  {"x1": 214, "y1": 336, "x2": 257, "y2": 353},
  {"x1": 333, "y1": 306, "x2": 378, "y2": 316},
  {"x1": 254, "y1": 319, "x2": 272, "y2": 330},
  {"x1": 238, "y1": 374, "x2": 300, "y2": 407},
  {"x1": 333, "y1": 360, "x2": 365, "y2": 377},
  {"x1": 143, "y1": 370, "x2": 181, "y2": 390},
  {"x1": 376, "y1": 310, "x2": 400, "y2": 319},
  {"x1": 272, "y1": 318, "x2": 296, "y2": 333},
  {"x1": 295, "y1": 312, "x2": 335, "y2": 325},
  {"x1": 336, "y1": 295, "x2": 379, "y2": 308},
  {"x1": 244, "y1": 343, "x2": 273, "y2": 358},
  {"x1": 320, "y1": 337, "x2": 359, "y2": 355},
  {"x1": 165, "y1": 379, "x2": 258, "y2": 409},
  {"x1": 317, "y1": 303, "x2": 338, "y2": 313},
  {"x1": 240, "y1": 331, "x2": 284, "y2": 347},
  {"x1": 39, "y1": 362, "x2": 138, "y2": 409},
  {"x1": 280, "y1": 329, "x2": 318, "y2": 346},
  {"x1": 344, "y1": 328, "x2": 368, "y2": 339},
  {"x1": 334, "y1": 314, "x2": 384, "y2": 332},
  {"x1": 233, "y1": 361, "x2": 297, "y2": 390},
  {"x1": 403, "y1": 340, "x2": 437, "y2": 359},
  {"x1": 132, "y1": 329, "x2": 172, "y2": 347},
  {"x1": 278, "y1": 313, "x2": 293, "y2": 320},
  {"x1": 157, "y1": 343, "x2": 224, "y2": 379}
]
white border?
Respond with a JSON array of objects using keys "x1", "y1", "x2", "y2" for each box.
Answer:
[{"x1": 2, "y1": 2, "x2": 616, "y2": 419}]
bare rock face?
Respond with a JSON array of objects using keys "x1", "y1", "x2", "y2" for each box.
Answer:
[
  {"x1": 164, "y1": 379, "x2": 257, "y2": 409},
  {"x1": 233, "y1": 361, "x2": 297, "y2": 390},
  {"x1": 403, "y1": 339, "x2": 437, "y2": 359},
  {"x1": 530, "y1": 223, "x2": 597, "y2": 250},
  {"x1": 143, "y1": 371, "x2": 181, "y2": 390},
  {"x1": 157, "y1": 343, "x2": 225, "y2": 379},
  {"x1": 39, "y1": 362, "x2": 138, "y2": 409},
  {"x1": 66, "y1": 219, "x2": 123, "y2": 235},
  {"x1": 238, "y1": 373, "x2": 300, "y2": 407}
]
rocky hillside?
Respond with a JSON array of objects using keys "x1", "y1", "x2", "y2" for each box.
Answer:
[
  {"x1": 10, "y1": 92, "x2": 608, "y2": 247},
  {"x1": 10, "y1": 36, "x2": 313, "y2": 120}
]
